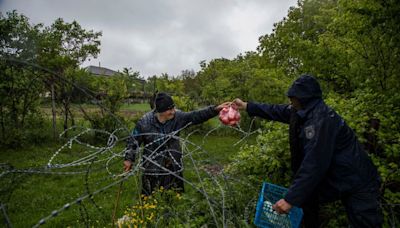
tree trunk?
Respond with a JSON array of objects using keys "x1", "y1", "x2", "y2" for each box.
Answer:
[
  {"x1": 0, "y1": 106, "x2": 5, "y2": 141},
  {"x1": 68, "y1": 108, "x2": 75, "y2": 126},
  {"x1": 51, "y1": 82, "x2": 57, "y2": 140},
  {"x1": 63, "y1": 96, "x2": 69, "y2": 137}
]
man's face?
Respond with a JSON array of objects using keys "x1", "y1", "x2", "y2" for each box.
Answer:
[
  {"x1": 158, "y1": 107, "x2": 176, "y2": 121},
  {"x1": 289, "y1": 97, "x2": 303, "y2": 111}
]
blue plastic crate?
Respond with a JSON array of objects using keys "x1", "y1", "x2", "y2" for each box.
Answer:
[{"x1": 254, "y1": 182, "x2": 303, "y2": 228}]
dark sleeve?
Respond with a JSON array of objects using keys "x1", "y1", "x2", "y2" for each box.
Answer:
[
  {"x1": 124, "y1": 123, "x2": 143, "y2": 162},
  {"x1": 246, "y1": 102, "x2": 291, "y2": 124},
  {"x1": 284, "y1": 116, "x2": 338, "y2": 207},
  {"x1": 177, "y1": 105, "x2": 219, "y2": 125}
]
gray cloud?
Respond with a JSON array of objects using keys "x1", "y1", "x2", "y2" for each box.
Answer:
[{"x1": 0, "y1": 0, "x2": 297, "y2": 77}]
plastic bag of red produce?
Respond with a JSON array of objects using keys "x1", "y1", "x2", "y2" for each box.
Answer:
[{"x1": 219, "y1": 104, "x2": 240, "y2": 126}]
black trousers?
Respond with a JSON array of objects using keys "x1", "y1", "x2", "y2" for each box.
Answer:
[
  {"x1": 301, "y1": 186, "x2": 383, "y2": 228},
  {"x1": 342, "y1": 184, "x2": 383, "y2": 228},
  {"x1": 301, "y1": 196, "x2": 320, "y2": 228},
  {"x1": 141, "y1": 172, "x2": 184, "y2": 196}
]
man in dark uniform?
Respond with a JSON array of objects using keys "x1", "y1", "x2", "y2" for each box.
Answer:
[
  {"x1": 233, "y1": 75, "x2": 383, "y2": 228},
  {"x1": 124, "y1": 92, "x2": 228, "y2": 195}
]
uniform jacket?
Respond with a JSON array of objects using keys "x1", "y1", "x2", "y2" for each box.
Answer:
[{"x1": 247, "y1": 96, "x2": 379, "y2": 207}]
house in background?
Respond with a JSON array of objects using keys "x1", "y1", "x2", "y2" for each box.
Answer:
[
  {"x1": 84, "y1": 65, "x2": 149, "y2": 103},
  {"x1": 85, "y1": 65, "x2": 119, "y2": 76},
  {"x1": 84, "y1": 65, "x2": 119, "y2": 101}
]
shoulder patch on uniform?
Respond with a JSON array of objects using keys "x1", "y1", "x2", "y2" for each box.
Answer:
[{"x1": 304, "y1": 125, "x2": 315, "y2": 139}]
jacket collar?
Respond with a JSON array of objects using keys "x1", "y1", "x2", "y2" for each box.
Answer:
[
  {"x1": 151, "y1": 111, "x2": 163, "y2": 128},
  {"x1": 151, "y1": 111, "x2": 173, "y2": 127},
  {"x1": 296, "y1": 98, "x2": 322, "y2": 119}
]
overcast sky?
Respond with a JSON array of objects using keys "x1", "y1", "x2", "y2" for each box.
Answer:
[{"x1": 1, "y1": 0, "x2": 297, "y2": 78}]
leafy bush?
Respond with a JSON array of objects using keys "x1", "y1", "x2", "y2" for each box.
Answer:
[
  {"x1": 172, "y1": 95, "x2": 197, "y2": 112},
  {"x1": 326, "y1": 90, "x2": 400, "y2": 226},
  {"x1": 83, "y1": 113, "x2": 129, "y2": 144},
  {"x1": 0, "y1": 112, "x2": 51, "y2": 148},
  {"x1": 227, "y1": 90, "x2": 400, "y2": 226},
  {"x1": 227, "y1": 121, "x2": 291, "y2": 186}
]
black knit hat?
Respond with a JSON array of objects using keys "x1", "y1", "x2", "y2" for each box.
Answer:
[{"x1": 154, "y1": 92, "x2": 175, "y2": 113}]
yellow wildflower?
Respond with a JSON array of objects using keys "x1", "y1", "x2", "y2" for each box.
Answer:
[
  {"x1": 147, "y1": 212, "x2": 155, "y2": 220},
  {"x1": 176, "y1": 193, "x2": 182, "y2": 200}
]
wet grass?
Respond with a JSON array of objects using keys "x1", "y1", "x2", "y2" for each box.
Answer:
[
  {"x1": 41, "y1": 102, "x2": 151, "y2": 119},
  {"x1": 0, "y1": 133, "x2": 255, "y2": 227},
  {"x1": 1, "y1": 101, "x2": 258, "y2": 227}
]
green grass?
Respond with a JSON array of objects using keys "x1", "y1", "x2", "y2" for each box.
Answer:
[
  {"x1": 0, "y1": 133, "x2": 255, "y2": 227},
  {"x1": 186, "y1": 134, "x2": 252, "y2": 164},
  {"x1": 40, "y1": 102, "x2": 151, "y2": 120},
  {"x1": 0, "y1": 143, "x2": 137, "y2": 227},
  {"x1": 120, "y1": 103, "x2": 151, "y2": 112},
  {"x1": 41, "y1": 102, "x2": 151, "y2": 111}
]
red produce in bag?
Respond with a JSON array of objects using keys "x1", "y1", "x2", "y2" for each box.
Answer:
[{"x1": 219, "y1": 104, "x2": 240, "y2": 126}]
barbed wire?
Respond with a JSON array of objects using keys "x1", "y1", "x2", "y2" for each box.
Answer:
[
  {"x1": 2, "y1": 118, "x2": 399, "y2": 227},
  {"x1": 0, "y1": 121, "x2": 255, "y2": 227},
  {"x1": 0, "y1": 58, "x2": 260, "y2": 227},
  {"x1": 3, "y1": 121, "x2": 399, "y2": 227},
  {"x1": 1, "y1": 58, "x2": 399, "y2": 228}
]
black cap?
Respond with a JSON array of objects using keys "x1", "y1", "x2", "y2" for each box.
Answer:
[{"x1": 155, "y1": 92, "x2": 175, "y2": 113}]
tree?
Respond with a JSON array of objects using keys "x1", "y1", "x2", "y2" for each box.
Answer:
[
  {"x1": 122, "y1": 67, "x2": 145, "y2": 100},
  {"x1": 37, "y1": 17, "x2": 101, "y2": 136},
  {"x1": 1, "y1": 11, "x2": 102, "y2": 142},
  {"x1": 323, "y1": 0, "x2": 400, "y2": 93},
  {"x1": 180, "y1": 69, "x2": 202, "y2": 101},
  {"x1": 231, "y1": 0, "x2": 400, "y2": 225},
  {"x1": 0, "y1": 11, "x2": 46, "y2": 146}
]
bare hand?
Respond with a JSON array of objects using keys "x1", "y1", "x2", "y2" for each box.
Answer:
[
  {"x1": 232, "y1": 98, "x2": 247, "y2": 110},
  {"x1": 215, "y1": 102, "x2": 231, "y2": 112},
  {"x1": 123, "y1": 160, "x2": 132, "y2": 172},
  {"x1": 272, "y1": 199, "x2": 292, "y2": 214}
]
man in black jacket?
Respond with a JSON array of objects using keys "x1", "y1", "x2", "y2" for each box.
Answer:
[
  {"x1": 233, "y1": 75, "x2": 382, "y2": 228},
  {"x1": 124, "y1": 92, "x2": 228, "y2": 195}
]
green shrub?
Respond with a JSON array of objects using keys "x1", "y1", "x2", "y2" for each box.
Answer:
[
  {"x1": 227, "y1": 90, "x2": 400, "y2": 226},
  {"x1": 227, "y1": 121, "x2": 291, "y2": 186},
  {"x1": 83, "y1": 113, "x2": 129, "y2": 144},
  {"x1": 0, "y1": 112, "x2": 51, "y2": 148}
]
